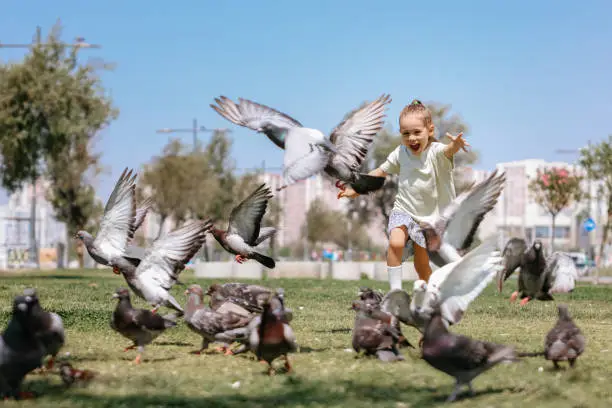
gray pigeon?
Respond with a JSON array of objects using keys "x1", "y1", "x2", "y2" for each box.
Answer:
[
  {"x1": 109, "y1": 219, "x2": 212, "y2": 315},
  {"x1": 21, "y1": 288, "x2": 64, "y2": 371},
  {"x1": 499, "y1": 239, "x2": 578, "y2": 305},
  {"x1": 421, "y1": 310, "x2": 519, "y2": 402},
  {"x1": 183, "y1": 285, "x2": 253, "y2": 355},
  {"x1": 357, "y1": 287, "x2": 384, "y2": 306},
  {"x1": 418, "y1": 169, "x2": 506, "y2": 268},
  {"x1": 248, "y1": 290, "x2": 297, "y2": 375},
  {"x1": 211, "y1": 94, "x2": 391, "y2": 192},
  {"x1": 356, "y1": 287, "x2": 412, "y2": 348},
  {"x1": 544, "y1": 304, "x2": 586, "y2": 369},
  {"x1": 0, "y1": 294, "x2": 46, "y2": 400},
  {"x1": 210, "y1": 184, "x2": 277, "y2": 268},
  {"x1": 351, "y1": 300, "x2": 405, "y2": 362},
  {"x1": 207, "y1": 282, "x2": 274, "y2": 314},
  {"x1": 74, "y1": 168, "x2": 141, "y2": 268},
  {"x1": 110, "y1": 288, "x2": 178, "y2": 364}
]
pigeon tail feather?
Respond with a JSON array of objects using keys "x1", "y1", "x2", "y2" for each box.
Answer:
[
  {"x1": 350, "y1": 174, "x2": 385, "y2": 194},
  {"x1": 251, "y1": 252, "x2": 276, "y2": 269}
]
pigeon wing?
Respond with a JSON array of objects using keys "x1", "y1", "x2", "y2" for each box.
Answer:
[
  {"x1": 380, "y1": 289, "x2": 414, "y2": 326},
  {"x1": 497, "y1": 237, "x2": 528, "y2": 291},
  {"x1": 326, "y1": 94, "x2": 391, "y2": 180},
  {"x1": 133, "y1": 197, "x2": 154, "y2": 233},
  {"x1": 210, "y1": 96, "x2": 303, "y2": 149},
  {"x1": 282, "y1": 131, "x2": 334, "y2": 188},
  {"x1": 545, "y1": 252, "x2": 578, "y2": 294},
  {"x1": 227, "y1": 184, "x2": 273, "y2": 244},
  {"x1": 93, "y1": 168, "x2": 137, "y2": 260},
  {"x1": 441, "y1": 169, "x2": 506, "y2": 251},
  {"x1": 136, "y1": 220, "x2": 212, "y2": 288},
  {"x1": 431, "y1": 236, "x2": 501, "y2": 325}
]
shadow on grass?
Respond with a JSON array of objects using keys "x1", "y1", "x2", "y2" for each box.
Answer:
[
  {"x1": 296, "y1": 346, "x2": 329, "y2": 353},
  {"x1": 314, "y1": 327, "x2": 352, "y2": 333},
  {"x1": 153, "y1": 341, "x2": 194, "y2": 347},
  {"x1": 35, "y1": 377, "x2": 517, "y2": 408}
]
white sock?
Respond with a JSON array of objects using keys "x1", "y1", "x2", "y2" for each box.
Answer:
[{"x1": 388, "y1": 265, "x2": 403, "y2": 290}]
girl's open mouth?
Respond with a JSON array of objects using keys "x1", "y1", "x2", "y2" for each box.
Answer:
[{"x1": 408, "y1": 142, "x2": 420, "y2": 152}]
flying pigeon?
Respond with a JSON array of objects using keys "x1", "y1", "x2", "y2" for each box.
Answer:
[
  {"x1": 21, "y1": 288, "x2": 64, "y2": 371},
  {"x1": 0, "y1": 294, "x2": 47, "y2": 400},
  {"x1": 418, "y1": 169, "x2": 506, "y2": 268},
  {"x1": 380, "y1": 236, "x2": 504, "y2": 337},
  {"x1": 207, "y1": 282, "x2": 274, "y2": 314},
  {"x1": 183, "y1": 285, "x2": 253, "y2": 355},
  {"x1": 421, "y1": 310, "x2": 519, "y2": 402},
  {"x1": 544, "y1": 304, "x2": 586, "y2": 369},
  {"x1": 351, "y1": 300, "x2": 406, "y2": 362},
  {"x1": 498, "y1": 239, "x2": 577, "y2": 306},
  {"x1": 248, "y1": 290, "x2": 297, "y2": 375},
  {"x1": 210, "y1": 184, "x2": 277, "y2": 268},
  {"x1": 74, "y1": 168, "x2": 141, "y2": 268},
  {"x1": 109, "y1": 219, "x2": 212, "y2": 314},
  {"x1": 210, "y1": 94, "x2": 391, "y2": 193},
  {"x1": 110, "y1": 288, "x2": 178, "y2": 364}
]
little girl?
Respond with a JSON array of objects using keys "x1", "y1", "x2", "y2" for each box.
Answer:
[{"x1": 338, "y1": 100, "x2": 468, "y2": 290}]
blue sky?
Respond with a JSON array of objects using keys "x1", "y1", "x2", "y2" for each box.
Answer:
[{"x1": 1, "y1": 0, "x2": 611, "y2": 203}]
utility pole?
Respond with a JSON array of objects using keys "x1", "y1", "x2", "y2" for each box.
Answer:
[
  {"x1": 156, "y1": 119, "x2": 231, "y2": 151},
  {"x1": 1, "y1": 26, "x2": 101, "y2": 269}
]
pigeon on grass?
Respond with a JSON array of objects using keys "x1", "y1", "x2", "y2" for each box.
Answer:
[
  {"x1": 211, "y1": 94, "x2": 391, "y2": 192},
  {"x1": 110, "y1": 288, "x2": 178, "y2": 364},
  {"x1": 184, "y1": 285, "x2": 254, "y2": 356}
]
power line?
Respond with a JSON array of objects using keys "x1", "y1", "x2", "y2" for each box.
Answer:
[{"x1": 156, "y1": 119, "x2": 232, "y2": 151}]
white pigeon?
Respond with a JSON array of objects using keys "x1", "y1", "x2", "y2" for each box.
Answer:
[
  {"x1": 381, "y1": 235, "x2": 503, "y2": 333},
  {"x1": 210, "y1": 95, "x2": 391, "y2": 192},
  {"x1": 418, "y1": 169, "x2": 506, "y2": 268},
  {"x1": 547, "y1": 252, "x2": 578, "y2": 294}
]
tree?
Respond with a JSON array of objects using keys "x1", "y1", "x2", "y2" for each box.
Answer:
[
  {"x1": 0, "y1": 22, "x2": 117, "y2": 267},
  {"x1": 303, "y1": 198, "x2": 346, "y2": 249},
  {"x1": 579, "y1": 136, "x2": 612, "y2": 269},
  {"x1": 46, "y1": 135, "x2": 105, "y2": 268},
  {"x1": 140, "y1": 139, "x2": 196, "y2": 238},
  {"x1": 349, "y1": 102, "x2": 476, "y2": 236},
  {"x1": 528, "y1": 167, "x2": 583, "y2": 252}
]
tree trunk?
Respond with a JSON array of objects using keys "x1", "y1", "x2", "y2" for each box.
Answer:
[
  {"x1": 30, "y1": 177, "x2": 40, "y2": 268},
  {"x1": 595, "y1": 193, "x2": 612, "y2": 283},
  {"x1": 76, "y1": 240, "x2": 85, "y2": 268},
  {"x1": 550, "y1": 213, "x2": 556, "y2": 253}
]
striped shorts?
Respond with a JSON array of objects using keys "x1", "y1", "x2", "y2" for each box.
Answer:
[{"x1": 387, "y1": 210, "x2": 426, "y2": 249}]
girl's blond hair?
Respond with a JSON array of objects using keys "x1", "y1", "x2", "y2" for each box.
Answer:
[{"x1": 399, "y1": 99, "x2": 437, "y2": 142}]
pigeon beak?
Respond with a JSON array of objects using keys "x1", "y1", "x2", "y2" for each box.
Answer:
[{"x1": 111, "y1": 293, "x2": 119, "y2": 299}]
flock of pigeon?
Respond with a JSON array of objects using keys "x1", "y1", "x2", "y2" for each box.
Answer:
[{"x1": 0, "y1": 95, "x2": 587, "y2": 402}]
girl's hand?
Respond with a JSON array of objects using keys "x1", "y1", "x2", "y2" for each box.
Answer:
[
  {"x1": 337, "y1": 185, "x2": 359, "y2": 199},
  {"x1": 446, "y1": 132, "x2": 470, "y2": 152}
]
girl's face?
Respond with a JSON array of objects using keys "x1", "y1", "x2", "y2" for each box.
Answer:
[{"x1": 399, "y1": 114, "x2": 435, "y2": 156}]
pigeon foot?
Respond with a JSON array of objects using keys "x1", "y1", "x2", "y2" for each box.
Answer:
[
  {"x1": 45, "y1": 357, "x2": 55, "y2": 370},
  {"x1": 234, "y1": 254, "x2": 247, "y2": 264},
  {"x1": 519, "y1": 297, "x2": 531, "y2": 306},
  {"x1": 335, "y1": 180, "x2": 346, "y2": 189},
  {"x1": 224, "y1": 348, "x2": 234, "y2": 356},
  {"x1": 510, "y1": 291, "x2": 519, "y2": 303},
  {"x1": 124, "y1": 345, "x2": 136, "y2": 352},
  {"x1": 215, "y1": 346, "x2": 227, "y2": 354},
  {"x1": 133, "y1": 354, "x2": 142, "y2": 365},
  {"x1": 150, "y1": 306, "x2": 160, "y2": 315}
]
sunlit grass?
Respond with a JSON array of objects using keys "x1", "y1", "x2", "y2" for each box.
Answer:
[{"x1": 0, "y1": 269, "x2": 611, "y2": 407}]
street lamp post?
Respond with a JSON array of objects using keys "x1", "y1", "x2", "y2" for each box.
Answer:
[
  {"x1": 0, "y1": 26, "x2": 102, "y2": 270},
  {"x1": 156, "y1": 119, "x2": 231, "y2": 151}
]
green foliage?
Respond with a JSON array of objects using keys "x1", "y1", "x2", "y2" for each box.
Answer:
[
  {"x1": 528, "y1": 167, "x2": 583, "y2": 217},
  {"x1": 304, "y1": 198, "x2": 370, "y2": 250},
  {"x1": 579, "y1": 136, "x2": 612, "y2": 266}
]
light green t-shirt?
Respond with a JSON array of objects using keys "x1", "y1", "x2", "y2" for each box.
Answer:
[{"x1": 379, "y1": 141, "x2": 456, "y2": 224}]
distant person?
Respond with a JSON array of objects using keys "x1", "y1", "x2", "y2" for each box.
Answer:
[{"x1": 337, "y1": 100, "x2": 468, "y2": 290}]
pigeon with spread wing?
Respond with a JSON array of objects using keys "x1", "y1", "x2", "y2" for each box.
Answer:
[{"x1": 211, "y1": 95, "x2": 391, "y2": 193}]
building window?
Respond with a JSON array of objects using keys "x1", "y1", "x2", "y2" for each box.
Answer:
[
  {"x1": 553, "y1": 226, "x2": 570, "y2": 239},
  {"x1": 535, "y1": 226, "x2": 549, "y2": 238}
]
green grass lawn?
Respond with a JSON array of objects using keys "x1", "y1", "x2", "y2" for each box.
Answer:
[{"x1": 1, "y1": 269, "x2": 611, "y2": 408}]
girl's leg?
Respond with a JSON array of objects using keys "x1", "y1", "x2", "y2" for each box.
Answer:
[
  {"x1": 413, "y1": 242, "x2": 432, "y2": 282},
  {"x1": 387, "y1": 227, "x2": 408, "y2": 290}
]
